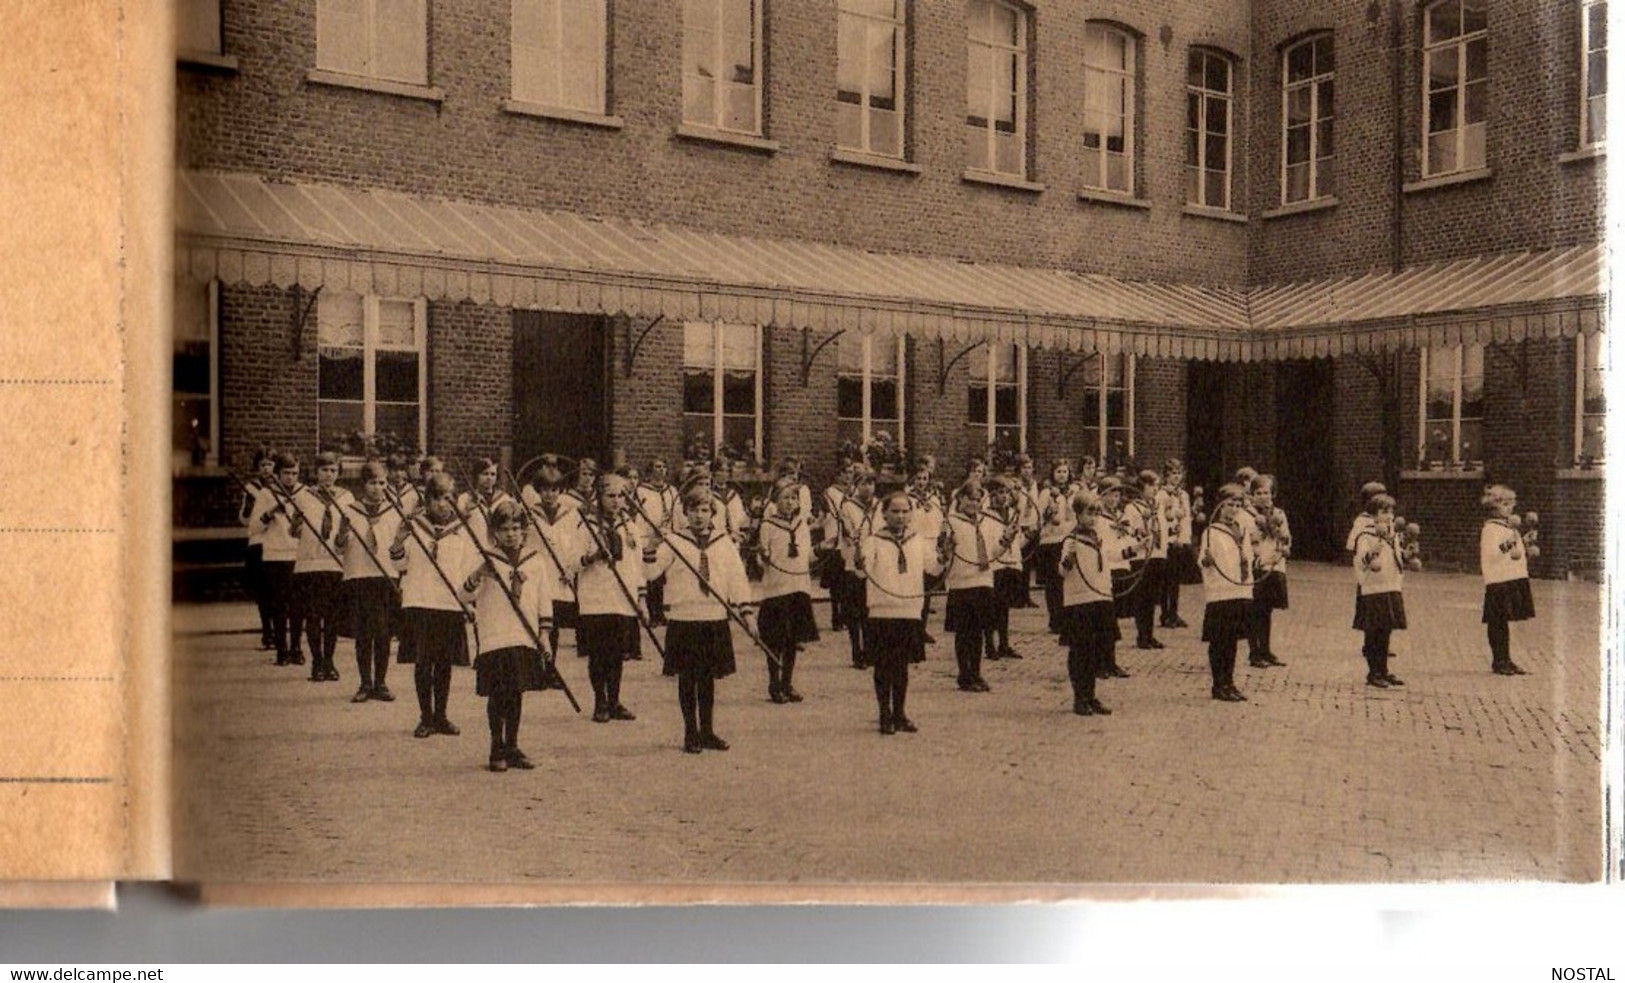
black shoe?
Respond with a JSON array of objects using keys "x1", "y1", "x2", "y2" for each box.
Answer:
[
  {"x1": 1095, "y1": 668, "x2": 1111, "y2": 679},
  {"x1": 291, "y1": 653, "x2": 306, "y2": 665},
  {"x1": 350, "y1": 688, "x2": 371, "y2": 703},
  {"x1": 325, "y1": 668, "x2": 342, "y2": 682},
  {"x1": 879, "y1": 720, "x2": 896, "y2": 736},
  {"x1": 1090, "y1": 699, "x2": 1113, "y2": 715},
  {"x1": 894, "y1": 716, "x2": 917, "y2": 733},
  {"x1": 1211, "y1": 688, "x2": 1228, "y2": 701},
  {"x1": 1492, "y1": 663, "x2": 1518, "y2": 676},
  {"x1": 700, "y1": 733, "x2": 730, "y2": 751},
  {"x1": 413, "y1": 722, "x2": 435, "y2": 739},
  {"x1": 768, "y1": 689, "x2": 787, "y2": 705},
  {"x1": 1170, "y1": 617, "x2": 1189, "y2": 628},
  {"x1": 371, "y1": 685, "x2": 395, "y2": 702},
  {"x1": 922, "y1": 633, "x2": 937, "y2": 645},
  {"x1": 1136, "y1": 639, "x2": 1165, "y2": 650},
  {"x1": 1366, "y1": 675, "x2": 1390, "y2": 688},
  {"x1": 1159, "y1": 618, "x2": 1179, "y2": 629},
  {"x1": 1264, "y1": 654, "x2": 1286, "y2": 667},
  {"x1": 1004, "y1": 650, "x2": 1023, "y2": 660},
  {"x1": 611, "y1": 705, "x2": 637, "y2": 721},
  {"x1": 683, "y1": 736, "x2": 702, "y2": 754},
  {"x1": 1073, "y1": 700, "x2": 1095, "y2": 716},
  {"x1": 985, "y1": 651, "x2": 1003, "y2": 661},
  {"x1": 958, "y1": 681, "x2": 976, "y2": 692},
  {"x1": 625, "y1": 653, "x2": 643, "y2": 661},
  {"x1": 274, "y1": 656, "x2": 290, "y2": 666},
  {"x1": 1383, "y1": 673, "x2": 1405, "y2": 687},
  {"x1": 592, "y1": 707, "x2": 611, "y2": 723},
  {"x1": 434, "y1": 718, "x2": 460, "y2": 736},
  {"x1": 975, "y1": 678, "x2": 992, "y2": 692},
  {"x1": 1508, "y1": 662, "x2": 1529, "y2": 675},
  {"x1": 505, "y1": 749, "x2": 536, "y2": 770},
  {"x1": 1108, "y1": 666, "x2": 1131, "y2": 679},
  {"x1": 1221, "y1": 686, "x2": 1248, "y2": 702},
  {"x1": 1249, "y1": 658, "x2": 1271, "y2": 668},
  {"x1": 488, "y1": 754, "x2": 508, "y2": 773},
  {"x1": 782, "y1": 687, "x2": 803, "y2": 703}
]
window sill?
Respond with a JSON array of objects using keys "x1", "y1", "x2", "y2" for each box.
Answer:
[
  {"x1": 1261, "y1": 196, "x2": 1340, "y2": 220},
  {"x1": 1402, "y1": 167, "x2": 1493, "y2": 194},
  {"x1": 830, "y1": 149, "x2": 922, "y2": 174},
  {"x1": 674, "y1": 123, "x2": 780, "y2": 153},
  {"x1": 306, "y1": 69, "x2": 445, "y2": 104},
  {"x1": 1076, "y1": 188, "x2": 1151, "y2": 210},
  {"x1": 961, "y1": 169, "x2": 1046, "y2": 193},
  {"x1": 1556, "y1": 467, "x2": 1606, "y2": 480},
  {"x1": 1400, "y1": 468, "x2": 1486, "y2": 481},
  {"x1": 178, "y1": 51, "x2": 239, "y2": 73},
  {"x1": 502, "y1": 100, "x2": 625, "y2": 129},
  {"x1": 1558, "y1": 145, "x2": 1605, "y2": 165},
  {"x1": 1182, "y1": 204, "x2": 1248, "y2": 224}
]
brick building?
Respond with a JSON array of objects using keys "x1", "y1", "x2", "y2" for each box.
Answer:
[{"x1": 172, "y1": 0, "x2": 1606, "y2": 582}]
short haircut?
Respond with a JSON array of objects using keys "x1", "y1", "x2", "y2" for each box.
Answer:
[
  {"x1": 597, "y1": 473, "x2": 629, "y2": 499},
  {"x1": 1163, "y1": 457, "x2": 1184, "y2": 474},
  {"x1": 360, "y1": 461, "x2": 388, "y2": 482},
  {"x1": 1249, "y1": 473, "x2": 1277, "y2": 494},
  {"x1": 1234, "y1": 466, "x2": 1259, "y2": 485},
  {"x1": 488, "y1": 500, "x2": 528, "y2": 530},
  {"x1": 1071, "y1": 488, "x2": 1101, "y2": 518},
  {"x1": 1365, "y1": 493, "x2": 1397, "y2": 515},
  {"x1": 421, "y1": 455, "x2": 445, "y2": 473},
  {"x1": 251, "y1": 447, "x2": 273, "y2": 467},
  {"x1": 681, "y1": 484, "x2": 714, "y2": 511},
  {"x1": 1481, "y1": 483, "x2": 1516, "y2": 509},
  {"x1": 473, "y1": 456, "x2": 498, "y2": 475},
  {"x1": 532, "y1": 455, "x2": 568, "y2": 491},
  {"x1": 273, "y1": 452, "x2": 299, "y2": 472},
  {"x1": 386, "y1": 453, "x2": 409, "y2": 471},
  {"x1": 425, "y1": 473, "x2": 456, "y2": 500},
  {"x1": 313, "y1": 451, "x2": 341, "y2": 468},
  {"x1": 1360, "y1": 481, "x2": 1388, "y2": 500},
  {"x1": 1137, "y1": 469, "x2": 1160, "y2": 489},
  {"x1": 880, "y1": 489, "x2": 913, "y2": 511},
  {"x1": 1216, "y1": 482, "x2": 1248, "y2": 505}
]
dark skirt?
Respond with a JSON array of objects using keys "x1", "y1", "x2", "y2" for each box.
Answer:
[
  {"x1": 1112, "y1": 565, "x2": 1144, "y2": 619},
  {"x1": 836, "y1": 570, "x2": 869, "y2": 620},
  {"x1": 993, "y1": 567, "x2": 1028, "y2": 608},
  {"x1": 1253, "y1": 570, "x2": 1290, "y2": 610},
  {"x1": 866, "y1": 616, "x2": 927, "y2": 664},
  {"x1": 1032, "y1": 542, "x2": 1062, "y2": 586},
  {"x1": 1202, "y1": 598, "x2": 1251, "y2": 644},
  {"x1": 1353, "y1": 590, "x2": 1408, "y2": 632},
  {"x1": 400, "y1": 607, "x2": 470, "y2": 667},
  {"x1": 1483, "y1": 578, "x2": 1536, "y2": 624},
  {"x1": 474, "y1": 644, "x2": 549, "y2": 697},
  {"x1": 1059, "y1": 600, "x2": 1121, "y2": 648},
  {"x1": 814, "y1": 548, "x2": 845, "y2": 591},
  {"x1": 943, "y1": 585, "x2": 995, "y2": 633},
  {"x1": 345, "y1": 576, "x2": 395, "y2": 641},
  {"x1": 552, "y1": 599, "x2": 580, "y2": 630},
  {"x1": 243, "y1": 543, "x2": 266, "y2": 596},
  {"x1": 662, "y1": 619, "x2": 737, "y2": 679},
  {"x1": 1168, "y1": 542, "x2": 1203, "y2": 586},
  {"x1": 578, "y1": 613, "x2": 640, "y2": 661},
  {"x1": 759, "y1": 591, "x2": 818, "y2": 653}
]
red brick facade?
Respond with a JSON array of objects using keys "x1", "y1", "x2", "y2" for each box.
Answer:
[{"x1": 177, "y1": 0, "x2": 1605, "y2": 579}]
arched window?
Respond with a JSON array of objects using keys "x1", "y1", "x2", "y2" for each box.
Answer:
[
  {"x1": 1281, "y1": 34, "x2": 1334, "y2": 204},
  {"x1": 1421, "y1": 0, "x2": 1488, "y2": 177},
  {"x1": 1186, "y1": 47, "x2": 1237, "y2": 210},
  {"x1": 1083, "y1": 22, "x2": 1139, "y2": 195}
]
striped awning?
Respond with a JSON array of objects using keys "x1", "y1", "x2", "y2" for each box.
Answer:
[{"x1": 174, "y1": 170, "x2": 1606, "y2": 361}]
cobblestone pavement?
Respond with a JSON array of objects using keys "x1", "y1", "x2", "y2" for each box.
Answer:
[{"x1": 172, "y1": 563, "x2": 1607, "y2": 886}]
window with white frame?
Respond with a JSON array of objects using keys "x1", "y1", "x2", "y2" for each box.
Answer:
[
  {"x1": 836, "y1": 0, "x2": 906, "y2": 158},
  {"x1": 1186, "y1": 48, "x2": 1235, "y2": 209},
  {"x1": 683, "y1": 322, "x2": 763, "y2": 463},
  {"x1": 177, "y1": 0, "x2": 224, "y2": 56},
  {"x1": 318, "y1": 292, "x2": 427, "y2": 456},
  {"x1": 1575, "y1": 331, "x2": 1606, "y2": 463},
  {"x1": 173, "y1": 277, "x2": 217, "y2": 469},
  {"x1": 511, "y1": 0, "x2": 607, "y2": 114},
  {"x1": 1419, "y1": 344, "x2": 1484, "y2": 468},
  {"x1": 1081, "y1": 353, "x2": 1134, "y2": 469},
  {"x1": 682, "y1": 0, "x2": 763, "y2": 135},
  {"x1": 317, "y1": 0, "x2": 429, "y2": 86},
  {"x1": 967, "y1": 342, "x2": 1026, "y2": 460},
  {"x1": 1582, "y1": 0, "x2": 1607, "y2": 146},
  {"x1": 1422, "y1": 0, "x2": 1488, "y2": 177},
  {"x1": 965, "y1": 0, "x2": 1028, "y2": 177},
  {"x1": 1082, "y1": 22, "x2": 1137, "y2": 194},
  {"x1": 837, "y1": 332, "x2": 905, "y2": 453},
  {"x1": 1282, "y1": 34, "x2": 1334, "y2": 204}
]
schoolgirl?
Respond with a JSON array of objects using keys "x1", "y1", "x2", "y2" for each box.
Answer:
[
  {"x1": 1125, "y1": 470, "x2": 1166, "y2": 651},
  {"x1": 942, "y1": 480, "x2": 1017, "y2": 692},
  {"x1": 756, "y1": 477, "x2": 819, "y2": 704},
  {"x1": 455, "y1": 457, "x2": 510, "y2": 550},
  {"x1": 575, "y1": 474, "x2": 647, "y2": 723},
  {"x1": 1096, "y1": 476, "x2": 1141, "y2": 677},
  {"x1": 250, "y1": 452, "x2": 304, "y2": 666},
  {"x1": 709, "y1": 457, "x2": 751, "y2": 544},
  {"x1": 290, "y1": 451, "x2": 353, "y2": 683},
  {"x1": 647, "y1": 486, "x2": 756, "y2": 754},
  {"x1": 1058, "y1": 488, "x2": 1125, "y2": 716},
  {"x1": 337, "y1": 461, "x2": 402, "y2": 703},
  {"x1": 561, "y1": 457, "x2": 598, "y2": 515},
  {"x1": 523, "y1": 457, "x2": 585, "y2": 657},
  {"x1": 238, "y1": 448, "x2": 277, "y2": 649},
  {"x1": 1034, "y1": 459, "x2": 1078, "y2": 633},
  {"x1": 465, "y1": 501, "x2": 556, "y2": 772},
  {"x1": 1159, "y1": 459, "x2": 1196, "y2": 629},
  {"x1": 1199, "y1": 484, "x2": 1255, "y2": 703},
  {"x1": 1351, "y1": 493, "x2": 1406, "y2": 688},
  {"x1": 635, "y1": 457, "x2": 678, "y2": 627},
  {"x1": 857, "y1": 491, "x2": 945, "y2": 735},
  {"x1": 986, "y1": 477, "x2": 1028, "y2": 660},
  {"x1": 818, "y1": 459, "x2": 857, "y2": 632},
  {"x1": 1246, "y1": 474, "x2": 1291, "y2": 669},
  {"x1": 1481, "y1": 484, "x2": 1535, "y2": 676},
  {"x1": 835, "y1": 466, "x2": 880, "y2": 669},
  {"x1": 390, "y1": 473, "x2": 477, "y2": 739},
  {"x1": 1012, "y1": 454, "x2": 1042, "y2": 608}
]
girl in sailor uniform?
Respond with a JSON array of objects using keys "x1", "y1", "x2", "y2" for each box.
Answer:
[
  {"x1": 1245, "y1": 473, "x2": 1290, "y2": 669},
  {"x1": 635, "y1": 457, "x2": 678, "y2": 627},
  {"x1": 575, "y1": 474, "x2": 647, "y2": 722},
  {"x1": 1481, "y1": 484, "x2": 1535, "y2": 676},
  {"x1": 456, "y1": 457, "x2": 510, "y2": 551},
  {"x1": 250, "y1": 452, "x2": 304, "y2": 666},
  {"x1": 1199, "y1": 484, "x2": 1255, "y2": 703},
  {"x1": 390, "y1": 473, "x2": 477, "y2": 740},
  {"x1": 238, "y1": 449, "x2": 277, "y2": 650},
  {"x1": 1058, "y1": 488, "x2": 1128, "y2": 716},
  {"x1": 523, "y1": 457, "x2": 585, "y2": 657},
  {"x1": 337, "y1": 460, "x2": 402, "y2": 703},
  {"x1": 1034, "y1": 459, "x2": 1078, "y2": 633},
  {"x1": 466, "y1": 501, "x2": 557, "y2": 773},
  {"x1": 858, "y1": 491, "x2": 945, "y2": 735},
  {"x1": 290, "y1": 451, "x2": 353, "y2": 683},
  {"x1": 647, "y1": 486, "x2": 756, "y2": 754},
  {"x1": 1159, "y1": 459, "x2": 1197, "y2": 628},
  {"x1": 1351, "y1": 493, "x2": 1406, "y2": 688},
  {"x1": 986, "y1": 477, "x2": 1029, "y2": 660},
  {"x1": 941, "y1": 480, "x2": 1017, "y2": 692},
  {"x1": 756, "y1": 477, "x2": 819, "y2": 704}
]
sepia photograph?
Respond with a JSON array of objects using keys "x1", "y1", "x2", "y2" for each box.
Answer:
[{"x1": 168, "y1": 0, "x2": 1610, "y2": 891}]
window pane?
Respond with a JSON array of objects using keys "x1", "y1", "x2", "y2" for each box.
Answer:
[
  {"x1": 1427, "y1": 130, "x2": 1457, "y2": 173},
  {"x1": 317, "y1": 0, "x2": 368, "y2": 76},
  {"x1": 993, "y1": 385, "x2": 1019, "y2": 425},
  {"x1": 836, "y1": 417, "x2": 865, "y2": 451},
  {"x1": 1464, "y1": 38, "x2": 1487, "y2": 82},
  {"x1": 683, "y1": 322, "x2": 715, "y2": 367},
  {"x1": 1461, "y1": 0, "x2": 1487, "y2": 36},
  {"x1": 1206, "y1": 96, "x2": 1228, "y2": 135},
  {"x1": 1187, "y1": 50, "x2": 1204, "y2": 87},
  {"x1": 992, "y1": 1, "x2": 1018, "y2": 45},
  {"x1": 1285, "y1": 164, "x2": 1309, "y2": 203},
  {"x1": 965, "y1": 124, "x2": 990, "y2": 170},
  {"x1": 1106, "y1": 154, "x2": 1128, "y2": 191},
  {"x1": 1205, "y1": 133, "x2": 1227, "y2": 167},
  {"x1": 1318, "y1": 79, "x2": 1334, "y2": 116},
  {"x1": 1287, "y1": 85, "x2": 1312, "y2": 125},
  {"x1": 1462, "y1": 121, "x2": 1486, "y2": 168},
  {"x1": 375, "y1": 350, "x2": 420, "y2": 403},
  {"x1": 1316, "y1": 35, "x2": 1334, "y2": 72},
  {"x1": 376, "y1": 299, "x2": 417, "y2": 347},
  {"x1": 837, "y1": 102, "x2": 863, "y2": 149},
  {"x1": 174, "y1": 278, "x2": 210, "y2": 342},
  {"x1": 994, "y1": 129, "x2": 1021, "y2": 174},
  {"x1": 1428, "y1": 0, "x2": 1461, "y2": 43},
  {"x1": 177, "y1": 0, "x2": 222, "y2": 53},
  {"x1": 1204, "y1": 169, "x2": 1226, "y2": 206},
  {"x1": 1204, "y1": 54, "x2": 1229, "y2": 92},
  {"x1": 722, "y1": 416, "x2": 755, "y2": 459},
  {"x1": 837, "y1": 376, "x2": 864, "y2": 418},
  {"x1": 319, "y1": 292, "x2": 365, "y2": 347},
  {"x1": 1315, "y1": 158, "x2": 1336, "y2": 196},
  {"x1": 1428, "y1": 90, "x2": 1457, "y2": 131},
  {"x1": 1317, "y1": 116, "x2": 1334, "y2": 155},
  {"x1": 720, "y1": 323, "x2": 756, "y2": 369},
  {"x1": 870, "y1": 107, "x2": 902, "y2": 156},
  {"x1": 1104, "y1": 389, "x2": 1126, "y2": 428},
  {"x1": 176, "y1": 395, "x2": 212, "y2": 458},
  {"x1": 1287, "y1": 42, "x2": 1313, "y2": 82},
  {"x1": 1581, "y1": 415, "x2": 1606, "y2": 461},
  {"x1": 373, "y1": 0, "x2": 428, "y2": 84},
  {"x1": 1589, "y1": 96, "x2": 1607, "y2": 141},
  {"x1": 319, "y1": 348, "x2": 365, "y2": 400},
  {"x1": 721, "y1": 369, "x2": 756, "y2": 414},
  {"x1": 684, "y1": 75, "x2": 716, "y2": 125},
  {"x1": 992, "y1": 344, "x2": 1017, "y2": 383},
  {"x1": 374, "y1": 402, "x2": 421, "y2": 448},
  {"x1": 724, "y1": 82, "x2": 757, "y2": 132},
  {"x1": 871, "y1": 378, "x2": 899, "y2": 422},
  {"x1": 318, "y1": 401, "x2": 364, "y2": 453},
  {"x1": 1588, "y1": 52, "x2": 1608, "y2": 97},
  {"x1": 683, "y1": 370, "x2": 714, "y2": 414},
  {"x1": 1286, "y1": 125, "x2": 1311, "y2": 165},
  {"x1": 872, "y1": 335, "x2": 900, "y2": 375},
  {"x1": 967, "y1": 383, "x2": 989, "y2": 423},
  {"x1": 1429, "y1": 50, "x2": 1459, "y2": 91},
  {"x1": 1457, "y1": 419, "x2": 1482, "y2": 464}
]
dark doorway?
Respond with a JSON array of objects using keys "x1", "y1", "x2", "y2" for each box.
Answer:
[
  {"x1": 1185, "y1": 360, "x2": 1227, "y2": 499},
  {"x1": 1274, "y1": 358, "x2": 1337, "y2": 561},
  {"x1": 512, "y1": 311, "x2": 610, "y2": 468}
]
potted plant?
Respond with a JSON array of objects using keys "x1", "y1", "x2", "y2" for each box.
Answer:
[{"x1": 864, "y1": 430, "x2": 903, "y2": 475}]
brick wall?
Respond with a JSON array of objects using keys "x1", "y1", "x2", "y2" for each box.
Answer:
[{"x1": 425, "y1": 300, "x2": 512, "y2": 464}]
